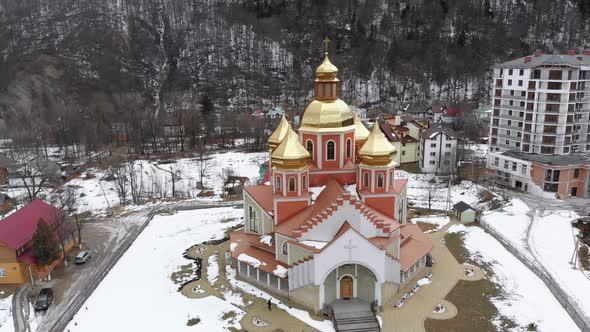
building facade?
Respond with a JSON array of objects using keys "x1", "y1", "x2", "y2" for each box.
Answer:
[
  {"x1": 229, "y1": 46, "x2": 432, "y2": 313},
  {"x1": 487, "y1": 50, "x2": 590, "y2": 198},
  {"x1": 419, "y1": 125, "x2": 458, "y2": 174}
]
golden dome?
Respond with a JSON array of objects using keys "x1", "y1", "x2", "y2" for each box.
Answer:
[
  {"x1": 353, "y1": 113, "x2": 370, "y2": 142},
  {"x1": 359, "y1": 121, "x2": 397, "y2": 167},
  {"x1": 268, "y1": 113, "x2": 290, "y2": 150},
  {"x1": 299, "y1": 99, "x2": 354, "y2": 132},
  {"x1": 272, "y1": 126, "x2": 310, "y2": 171},
  {"x1": 315, "y1": 55, "x2": 339, "y2": 81}
]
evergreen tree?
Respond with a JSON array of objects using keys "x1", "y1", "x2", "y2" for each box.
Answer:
[{"x1": 32, "y1": 219, "x2": 60, "y2": 267}]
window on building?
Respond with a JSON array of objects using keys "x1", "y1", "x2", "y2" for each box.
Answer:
[
  {"x1": 430, "y1": 143, "x2": 436, "y2": 148},
  {"x1": 510, "y1": 90, "x2": 514, "y2": 96},
  {"x1": 507, "y1": 120, "x2": 512, "y2": 126},
  {"x1": 288, "y1": 177, "x2": 295, "y2": 192},
  {"x1": 494, "y1": 157, "x2": 499, "y2": 166},
  {"x1": 306, "y1": 140, "x2": 314, "y2": 160},
  {"x1": 429, "y1": 161, "x2": 436, "y2": 165},
  {"x1": 302, "y1": 175, "x2": 307, "y2": 190},
  {"x1": 402, "y1": 151, "x2": 406, "y2": 155},
  {"x1": 508, "y1": 79, "x2": 512, "y2": 85},
  {"x1": 346, "y1": 139, "x2": 352, "y2": 158},
  {"x1": 519, "y1": 69, "x2": 524, "y2": 76},
  {"x1": 445, "y1": 143, "x2": 451, "y2": 148},
  {"x1": 509, "y1": 69, "x2": 513, "y2": 75},
  {"x1": 276, "y1": 176, "x2": 281, "y2": 191},
  {"x1": 377, "y1": 173, "x2": 384, "y2": 188},
  {"x1": 512, "y1": 162, "x2": 517, "y2": 171},
  {"x1": 505, "y1": 140, "x2": 509, "y2": 145},
  {"x1": 533, "y1": 70, "x2": 541, "y2": 79},
  {"x1": 444, "y1": 152, "x2": 451, "y2": 156},
  {"x1": 522, "y1": 165, "x2": 528, "y2": 175},
  {"x1": 0, "y1": 267, "x2": 5, "y2": 277},
  {"x1": 326, "y1": 141, "x2": 336, "y2": 160},
  {"x1": 516, "y1": 142, "x2": 521, "y2": 148},
  {"x1": 518, "y1": 80, "x2": 523, "y2": 86},
  {"x1": 504, "y1": 160, "x2": 509, "y2": 169},
  {"x1": 282, "y1": 242, "x2": 288, "y2": 255},
  {"x1": 508, "y1": 110, "x2": 513, "y2": 116},
  {"x1": 248, "y1": 206, "x2": 258, "y2": 232},
  {"x1": 430, "y1": 152, "x2": 436, "y2": 156},
  {"x1": 574, "y1": 169, "x2": 580, "y2": 178},
  {"x1": 507, "y1": 130, "x2": 511, "y2": 135},
  {"x1": 363, "y1": 172, "x2": 369, "y2": 187}
]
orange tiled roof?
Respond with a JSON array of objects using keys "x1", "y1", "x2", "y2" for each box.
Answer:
[
  {"x1": 230, "y1": 229, "x2": 288, "y2": 277},
  {"x1": 399, "y1": 223, "x2": 433, "y2": 271},
  {"x1": 244, "y1": 185, "x2": 274, "y2": 214}
]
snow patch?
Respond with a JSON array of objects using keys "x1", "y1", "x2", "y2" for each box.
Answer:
[
  {"x1": 237, "y1": 253, "x2": 266, "y2": 268},
  {"x1": 300, "y1": 240, "x2": 328, "y2": 250}
]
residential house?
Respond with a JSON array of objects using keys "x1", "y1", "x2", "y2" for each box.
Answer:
[
  {"x1": 0, "y1": 154, "x2": 17, "y2": 185},
  {"x1": 0, "y1": 199, "x2": 76, "y2": 285},
  {"x1": 224, "y1": 176, "x2": 251, "y2": 197},
  {"x1": 265, "y1": 107, "x2": 284, "y2": 119},
  {"x1": 379, "y1": 121, "x2": 419, "y2": 165},
  {"x1": 419, "y1": 124, "x2": 458, "y2": 174},
  {"x1": 402, "y1": 102, "x2": 430, "y2": 119}
]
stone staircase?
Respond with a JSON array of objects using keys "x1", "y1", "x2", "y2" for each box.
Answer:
[
  {"x1": 330, "y1": 299, "x2": 380, "y2": 332},
  {"x1": 334, "y1": 310, "x2": 380, "y2": 332}
]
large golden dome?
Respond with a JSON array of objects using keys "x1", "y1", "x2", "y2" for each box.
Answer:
[
  {"x1": 300, "y1": 99, "x2": 354, "y2": 131},
  {"x1": 359, "y1": 121, "x2": 397, "y2": 167}
]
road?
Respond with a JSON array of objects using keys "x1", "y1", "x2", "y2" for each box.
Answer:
[{"x1": 11, "y1": 200, "x2": 243, "y2": 332}]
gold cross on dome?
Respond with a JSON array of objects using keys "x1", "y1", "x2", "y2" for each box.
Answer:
[{"x1": 323, "y1": 36, "x2": 331, "y2": 55}]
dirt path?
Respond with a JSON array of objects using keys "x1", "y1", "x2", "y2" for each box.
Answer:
[{"x1": 380, "y1": 220, "x2": 484, "y2": 332}]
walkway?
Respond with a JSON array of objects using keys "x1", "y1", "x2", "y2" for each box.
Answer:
[
  {"x1": 380, "y1": 220, "x2": 484, "y2": 331},
  {"x1": 332, "y1": 299, "x2": 379, "y2": 332}
]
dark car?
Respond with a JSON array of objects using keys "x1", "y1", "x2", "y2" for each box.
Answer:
[{"x1": 34, "y1": 288, "x2": 54, "y2": 311}]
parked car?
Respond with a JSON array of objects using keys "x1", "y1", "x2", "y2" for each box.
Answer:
[
  {"x1": 34, "y1": 288, "x2": 54, "y2": 311},
  {"x1": 75, "y1": 251, "x2": 91, "y2": 264}
]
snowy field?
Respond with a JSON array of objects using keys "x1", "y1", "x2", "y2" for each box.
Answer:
[
  {"x1": 0, "y1": 295, "x2": 12, "y2": 332},
  {"x1": 410, "y1": 214, "x2": 450, "y2": 233},
  {"x1": 449, "y1": 224, "x2": 580, "y2": 331},
  {"x1": 396, "y1": 169, "x2": 495, "y2": 211},
  {"x1": 481, "y1": 199, "x2": 590, "y2": 321},
  {"x1": 52, "y1": 151, "x2": 266, "y2": 216},
  {"x1": 65, "y1": 207, "x2": 246, "y2": 332}
]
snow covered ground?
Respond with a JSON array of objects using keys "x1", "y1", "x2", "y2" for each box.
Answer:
[
  {"x1": 0, "y1": 295, "x2": 13, "y2": 332},
  {"x1": 449, "y1": 224, "x2": 580, "y2": 331},
  {"x1": 50, "y1": 151, "x2": 266, "y2": 216},
  {"x1": 396, "y1": 169, "x2": 495, "y2": 211},
  {"x1": 481, "y1": 198, "x2": 590, "y2": 322},
  {"x1": 65, "y1": 207, "x2": 246, "y2": 332},
  {"x1": 410, "y1": 214, "x2": 450, "y2": 233}
]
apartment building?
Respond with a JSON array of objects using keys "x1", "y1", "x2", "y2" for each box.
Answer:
[
  {"x1": 487, "y1": 50, "x2": 590, "y2": 198},
  {"x1": 419, "y1": 124, "x2": 458, "y2": 174}
]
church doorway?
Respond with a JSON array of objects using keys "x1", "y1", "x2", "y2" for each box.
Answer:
[{"x1": 340, "y1": 276, "x2": 353, "y2": 299}]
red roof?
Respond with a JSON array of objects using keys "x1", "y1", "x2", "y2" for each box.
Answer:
[
  {"x1": 0, "y1": 199, "x2": 66, "y2": 249},
  {"x1": 244, "y1": 185, "x2": 274, "y2": 214}
]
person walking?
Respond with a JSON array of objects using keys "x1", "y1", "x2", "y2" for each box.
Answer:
[{"x1": 267, "y1": 298, "x2": 272, "y2": 311}]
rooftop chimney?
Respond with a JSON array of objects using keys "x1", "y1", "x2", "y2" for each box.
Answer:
[
  {"x1": 583, "y1": 50, "x2": 590, "y2": 56},
  {"x1": 524, "y1": 56, "x2": 532, "y2": 63},
  {"x1": 534, "y1": 49, "x2": 543, "y2": 57},
  {"x1": 567, "y1": 49, "x2": 576, "y2": 55}
]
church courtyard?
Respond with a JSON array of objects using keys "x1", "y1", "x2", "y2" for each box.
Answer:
[{"x1": 61, "y1": 202, "x2": 578, "y2": 332}]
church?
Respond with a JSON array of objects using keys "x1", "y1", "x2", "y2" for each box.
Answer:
[{"x1": 229, "y1": 41, "x2": 432, "y2": 313}]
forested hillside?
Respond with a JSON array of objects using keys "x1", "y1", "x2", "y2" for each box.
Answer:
[{"x1": 0, "y1": 0, "x2": 589, "y2": 152}]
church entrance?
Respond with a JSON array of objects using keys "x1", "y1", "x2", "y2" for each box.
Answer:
[{"x1": 340, "y1": 276, "x2": 353, "y2": 299}]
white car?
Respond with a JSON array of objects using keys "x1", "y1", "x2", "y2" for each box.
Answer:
[{"x1": 75, "y1": 251, "x2": 91, "y2": 264}]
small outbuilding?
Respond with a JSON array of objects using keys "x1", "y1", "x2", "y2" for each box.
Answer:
[{"x1": 453, "y1": 201, "x2": 477, "y2": 223}]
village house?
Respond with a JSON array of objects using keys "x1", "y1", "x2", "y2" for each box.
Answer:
[
  {"x1": 419, "y1": 124, "x2": 458, "y2": 174},
  {"x1": 265, "y1": 106, "x2": 284, "y2": 119},
  {"x1": 0, "y1": 154, "x2": 18, "y2": 185},
  {"x1": 0, "y1": 199, "x2": 76, "y2": 285},
  {"x1": 229, "y1": 46, "x2": 432, "y2": 317},
  {"x1": 379, "y1": 120, "x2": 419, "y2": 165}
]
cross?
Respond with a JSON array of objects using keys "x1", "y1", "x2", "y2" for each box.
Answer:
[
  {"x1": 344, "y1": 239, "x2": 357, "y2": 260},
  {"x1": 323, "y1": 36, "x2": 331, "y2": 55}
]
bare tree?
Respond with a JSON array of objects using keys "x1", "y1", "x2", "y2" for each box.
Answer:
[
  {"x1": 219, "y1": 166, "x2": 235, "y2": 197},
  {"x1": 110, "y1": 165, "x2": 129, "y2": 205},
  {"x1": 426, "y1": 179, "x2": 439, "y2": 210},
  {"x1": 14, "y1": 154, "x2": 59, "y2": 202},
  {"x1": 127, "y1": 163, "x2": 144, "y2": 204},
  {"x1": 196, "y1": 143, "x2": 210, "y2": 189},
  {"x1": 56, "y1": 187, "x2": 86, "y2": 248}
]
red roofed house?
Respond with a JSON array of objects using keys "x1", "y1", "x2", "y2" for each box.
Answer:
[
  {"x1": 0, "y1": 199, "x2": 76, "y2": 285},
  {"x1": 229, "y1": 47, "x2": 432, "y2": 315}
]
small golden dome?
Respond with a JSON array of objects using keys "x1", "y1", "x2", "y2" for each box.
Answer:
[
  {"x1": 353, "y1": 113, "x2": 370, "y2": 143},
  {"x1": 272, "y1": 126, "x2": 310, "y2": 171},
  {"x1": 315, "y1": 55, "x2": 339, "y2": 81},
  {"x1": 300, "y1": 99, "x2": 354, "y2": 132},
  {"x1": 359, "y1": 121, "x2": 396, "y2": 167},
  {"x1": 268, "y1": 114, "x2": 290, "y2": 150}
]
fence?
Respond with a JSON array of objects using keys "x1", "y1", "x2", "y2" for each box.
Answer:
[{"x1": 480, "y1": 219, "x2": 590, "y2": 332}]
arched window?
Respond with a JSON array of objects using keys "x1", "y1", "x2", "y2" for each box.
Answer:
[
  {"x1": 327, "y1": 141, "x2": 336, "y2": 160},
  {"x1": 346, "y1": 138, "x2": 352, "y2": 158},
  {"x1": 363, "y1": 172, "x2": 369, "y2": 187},
  {"x1": 378, "y1": 173, "x2": 384, "y2": 188},
  {"x1": 282, "y1": 241, "x2": 288, "y2": 255},
  {"x1": 306, "y1": 140, "x2": 314, "y2": 160},
  {"x1": 289, "y1": 177, "x2": 296, "y2": 192},
  {"x1": 302, "y1": 175, "x2": 307, "y2": 190},
  {"x1": 276, "y1": 176, "x2": 281, "y2": 191}
]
